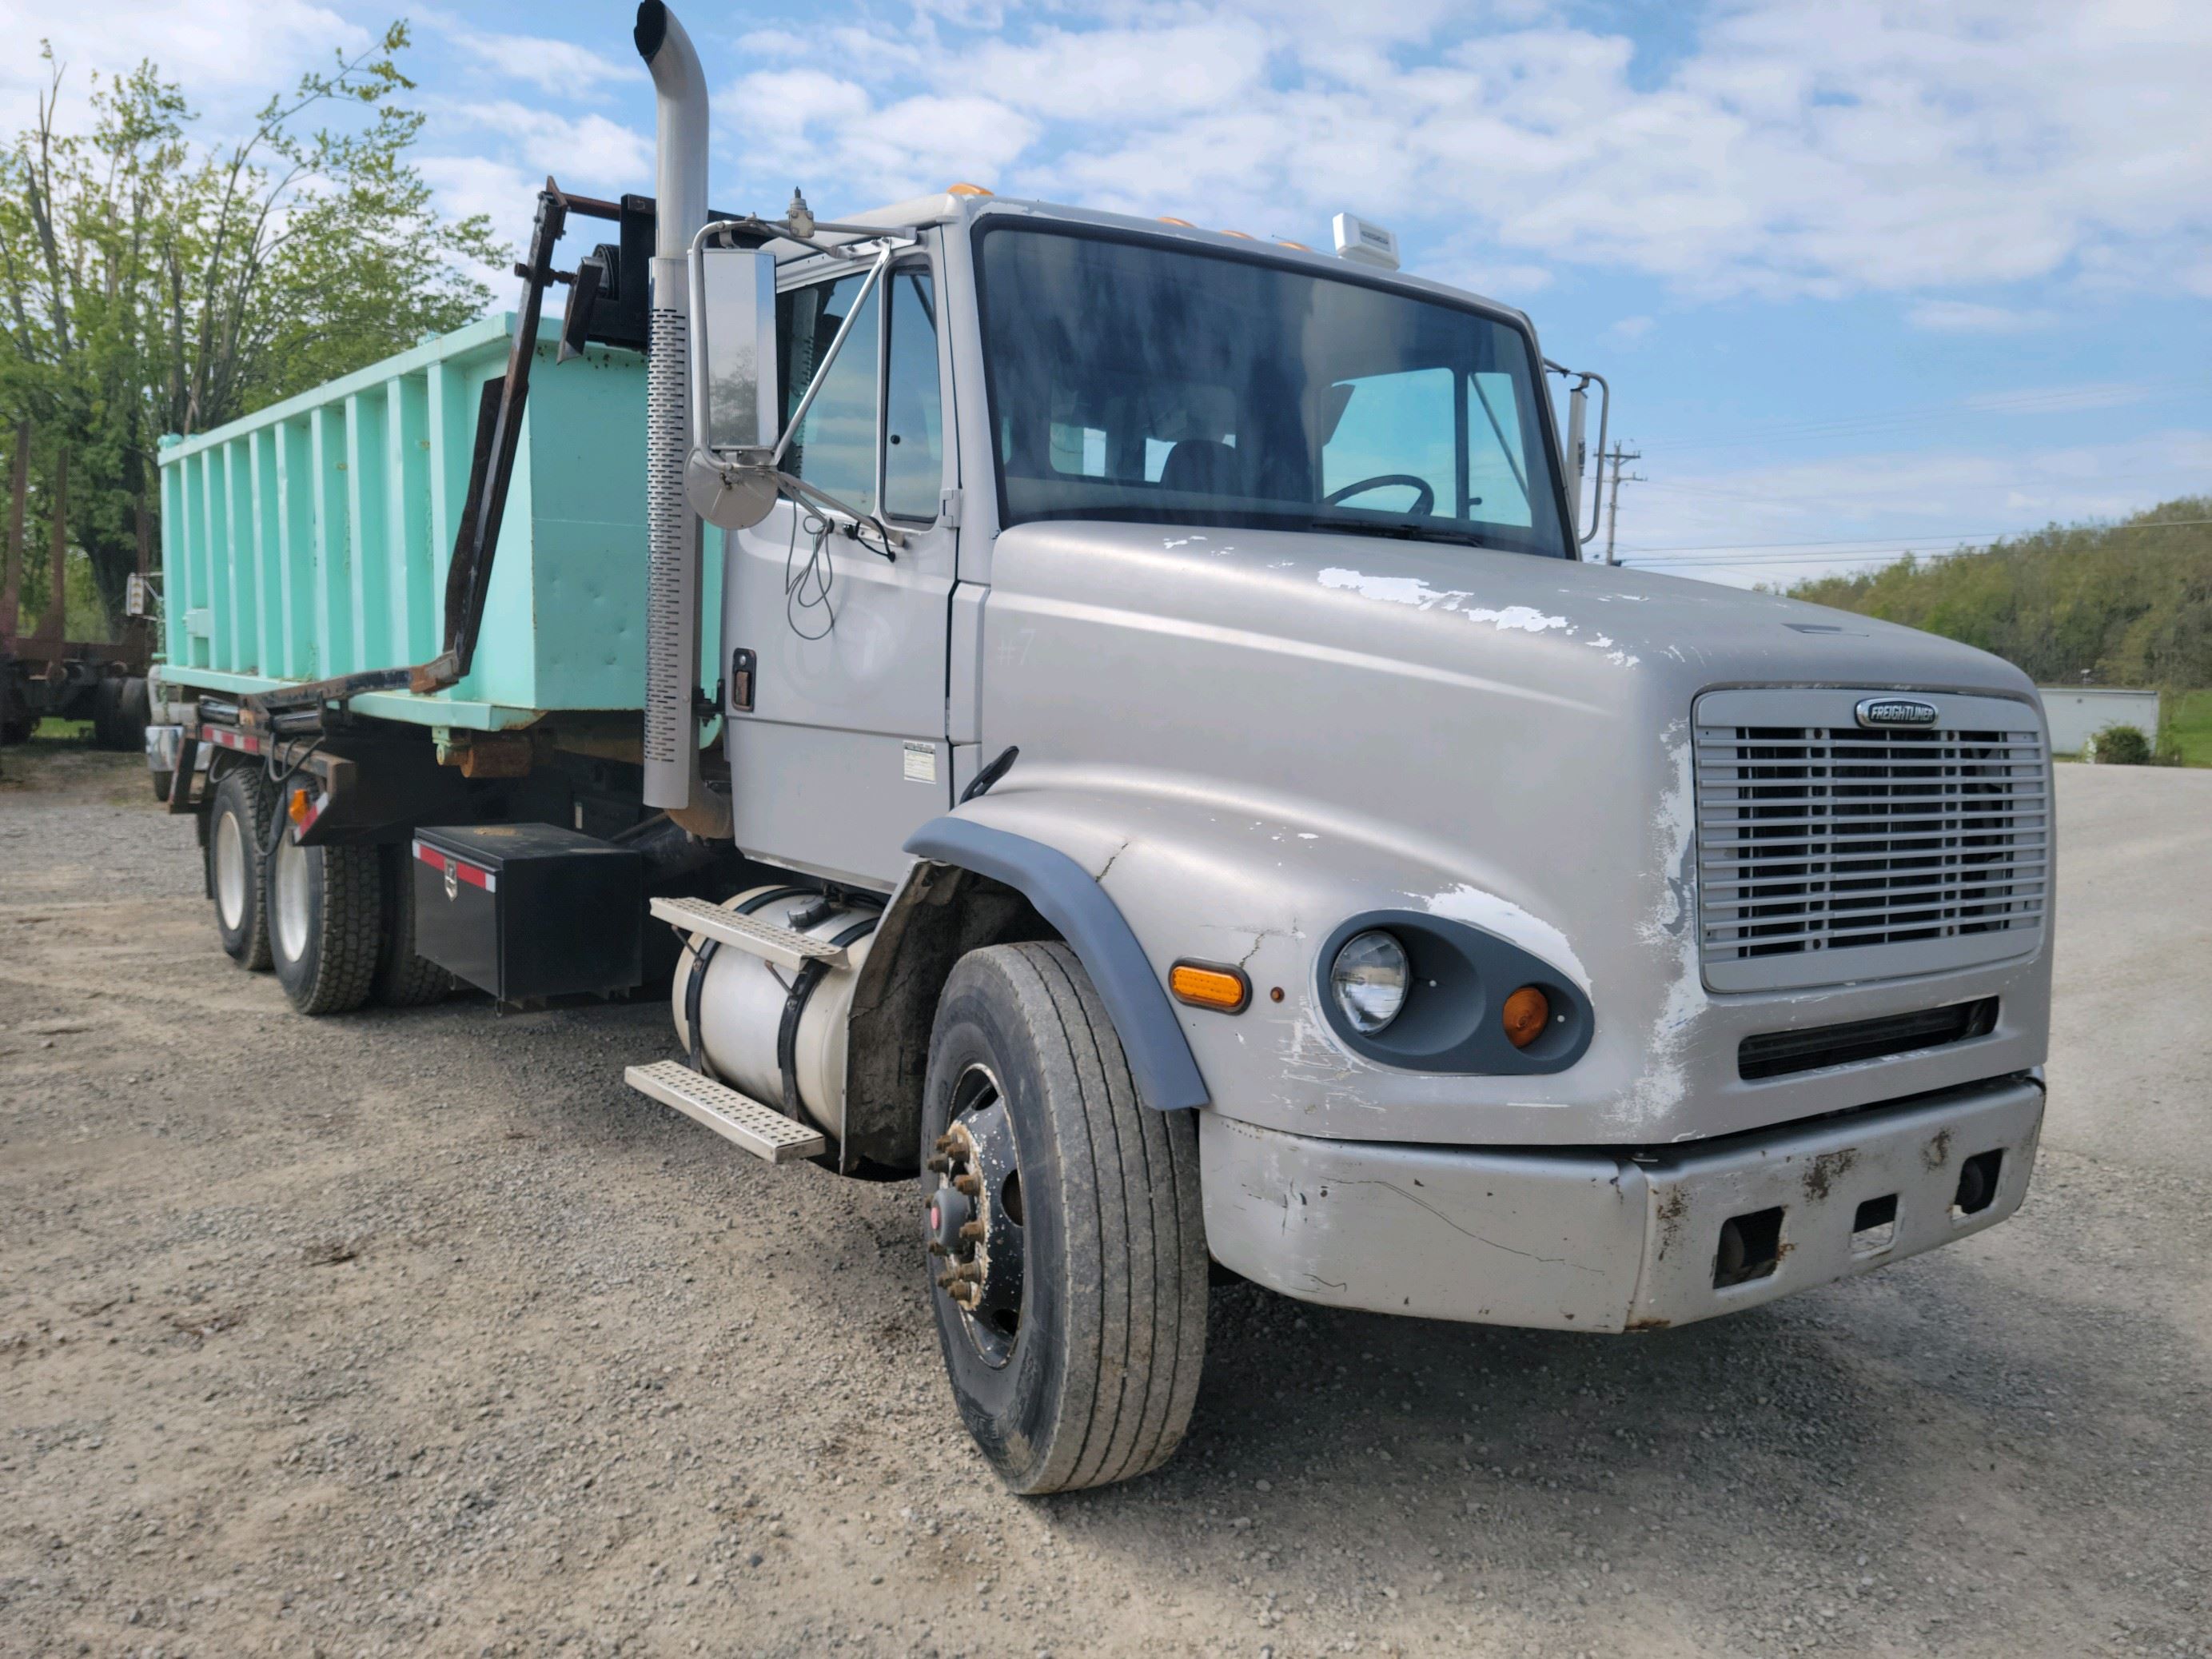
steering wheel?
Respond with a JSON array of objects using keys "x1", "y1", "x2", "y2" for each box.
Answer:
[{"x1": 1324, "y1": 473, "x2": 1437, "y2": 516}]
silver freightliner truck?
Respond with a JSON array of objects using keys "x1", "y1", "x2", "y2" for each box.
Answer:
[{"x1": 152, "y1": 4, "x2": 2052, "y2": 1494}]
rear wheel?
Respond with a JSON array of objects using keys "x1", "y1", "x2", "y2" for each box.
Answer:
[
  {"x1": 205, "y1": 767, "x2": 277, "y2": 971},
  {"x1": 266, "y1": 831, "x2": 383, "y2": 1015},
  {"x1": 919, "y1": 941, "x2": 1208, "y2": 1493},
  {"x1": 371, "y1": 842, "x2": 453, "y2": 1007}
]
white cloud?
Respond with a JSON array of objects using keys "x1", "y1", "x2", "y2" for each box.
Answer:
[
  {"x1": 424, "y1": 14, "x2": 633, "y2": 98},
  {"x1": 0, "y1": 0, "x2": 365, "y2": 134},
  {"x1": 1609, "y1": 315, "x2": 1656, "y2": 344},
  {"x1": 696, "y1": 0, "x2": 2212, "y2": 305},
  {"x1": 725, "y1": 68, "x2": 1039, "y2": 204},
  {"x1": 1908, "y1": 300, "x2": 2059, "y2": 333},
  {"x1": 428, "y1": 99, "x2": 652, "y2": 193}
]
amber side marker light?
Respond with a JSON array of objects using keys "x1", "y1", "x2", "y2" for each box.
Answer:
[
  {"x1": 1170, "y1": 960, "x2": 1251, "y2": 1015},
  {"x1": 288, "y1": 788, "x2": 313, "y2": 827},
  {"x1": 1502, "y1": 985, "x2": 1551, "y2": 1049}
]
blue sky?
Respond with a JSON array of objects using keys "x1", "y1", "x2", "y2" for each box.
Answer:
[{"x1": 6, "y1": 0, "x2": 2207, "y2": 588}]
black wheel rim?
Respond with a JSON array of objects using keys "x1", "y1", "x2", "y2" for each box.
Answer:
[{"x1": 926, "y1": 1062, "x2": 1026, "y2": 1368}]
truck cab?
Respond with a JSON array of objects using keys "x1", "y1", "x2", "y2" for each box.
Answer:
[{"x1": 653, "y1": 145, "x2": 2047, "y2": 1488}]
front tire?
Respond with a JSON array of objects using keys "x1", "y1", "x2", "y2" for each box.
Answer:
[
  {"x1": 919, "y1": 942, "x2": 1208, "y2": 1494},
  {"x1": 266, "y1": 830, "x2": 383, "y2": 1015},
  {"x1": 205, "y1": 767, "x2": 277, "y2": 971}
]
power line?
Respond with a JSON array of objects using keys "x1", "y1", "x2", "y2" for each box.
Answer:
[
  {"x1": 1600, "y1": 441, "x2": 1644, "y2": 565},
  {"x1": 1617, "y1": 516, "x2": 2212, "y2": 560},
  {"x1": 1632, "y1": 462, "x2": 2212, "y2": 509},
  {"x1": 1632, "y1": 377, "x2": 2199, "y2": 457}
]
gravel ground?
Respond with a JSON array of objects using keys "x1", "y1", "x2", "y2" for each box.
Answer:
[{"x1": 2, "y1": 743, "x2": 2207, "y2": 1659}]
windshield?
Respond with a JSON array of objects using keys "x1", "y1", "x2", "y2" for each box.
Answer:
[{"x1": 975, "y1": 225, "x2": 1571, "y2": 557}]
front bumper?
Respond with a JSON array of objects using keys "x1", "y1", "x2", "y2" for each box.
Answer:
[{"x1": 1199, "y1": 1073, "x2": 2043, "y2": 1332}]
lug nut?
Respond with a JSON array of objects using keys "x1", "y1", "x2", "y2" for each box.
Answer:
[
  {"x1": 959, "y1": 1219, "x2": 986, "y2": 1241},
  {"x1": 927, "y1": 1241, "x2": 948, "y2": 1257},
  {"x1": 954, "y1": 1173, "x2": 981, "y2": 1197},
  {"x1": 926, "y1": 1155, "x2": 951, "y2": 1174}
]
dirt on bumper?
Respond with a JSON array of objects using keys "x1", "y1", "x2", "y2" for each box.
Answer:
[{"x1": 1199, "y1": 1073, "x2": 2046, "y2": 1332}]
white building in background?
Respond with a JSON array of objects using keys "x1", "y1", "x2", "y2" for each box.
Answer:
[{"x1": 2037, "y1": 687, "x2": 2162, "y2": 756}]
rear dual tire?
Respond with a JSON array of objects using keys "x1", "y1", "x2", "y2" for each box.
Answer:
[
  {"x1": 207, "y1": 768, "x2": 277, "y2": 971},
  {"x1": 266, "y1": 831, "x2": 383, "y2": 1015},
  {"x1": 920, "y1": 942, "x2": 1209, "y2": 1494},
  {"x1": 371, "y1": 843, "x2": 454, "y2": 1007}
]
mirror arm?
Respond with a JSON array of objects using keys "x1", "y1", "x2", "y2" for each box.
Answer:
[
  {"x1": 692, "y1": 452, "x2": 907, "y2": 553},
  {"x1": 769, "y1": 243, "x2": 895, "y2": 470},
  {"x1": 774, "y1": 473, "x2": 906, "y2": 555},
  {"x1": 1544, "y1": 359, "x2": 1610, "y2": 549}
]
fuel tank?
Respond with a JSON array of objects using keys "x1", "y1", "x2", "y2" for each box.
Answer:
[{"x1": 670, "y1": 887, "x2": 881, "y2": 1133}]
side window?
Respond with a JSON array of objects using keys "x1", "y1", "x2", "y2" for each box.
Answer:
[
  {"x1": 1321, "y1": 367, "x2": 1454, "y2": 516},
  {"x1": 777, "y1": 273, "x2": 879, "y2": 518},
  {"x1": 883, "y1": 271, "x2": 943, "y2": 520}
]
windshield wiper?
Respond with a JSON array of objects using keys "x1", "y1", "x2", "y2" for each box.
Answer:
[{"x1": 1305, "y1": 514, "x2": 1494, "y2": 549}]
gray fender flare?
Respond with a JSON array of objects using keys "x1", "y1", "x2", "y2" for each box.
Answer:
[{"x1": 903, "y1": 816, "x2": 1210, "y2": 1112}]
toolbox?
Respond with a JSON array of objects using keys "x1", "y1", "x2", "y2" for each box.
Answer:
[{"x1": 412, "y1": 823, "x2": 644, "y2": 1003}]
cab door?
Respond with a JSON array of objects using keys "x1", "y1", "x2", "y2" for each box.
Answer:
[{"x1": 721, "y1": 242, "x2": 957, "y2": 887}]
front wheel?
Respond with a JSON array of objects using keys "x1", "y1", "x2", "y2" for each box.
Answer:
[{"x1": 919, "y1": 942, "x2": 1209, "y2": 1493}]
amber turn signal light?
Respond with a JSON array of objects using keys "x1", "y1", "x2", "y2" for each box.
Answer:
[
  {"x1": 1502, "y1": 985, "x2": 1550, "y2": 1049},
  {"x1": 1170, "y1": 960, "x2": 1251, "y2": 1015},
  {"x1": 288, "y1": 788, "x2": 313, "y2": 826}
]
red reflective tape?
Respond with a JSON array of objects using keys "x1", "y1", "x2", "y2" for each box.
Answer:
[
  {"x1": 200, "y1": 727, "x2": 261, "y2": 755},
  {"x1": 413, "y1": 841, "x2": 496, "y2": 891}
]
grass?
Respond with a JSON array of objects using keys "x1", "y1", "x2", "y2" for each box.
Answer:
[{"x1": 2164, "y1": 688, "x2": 2212, "y2": 768}]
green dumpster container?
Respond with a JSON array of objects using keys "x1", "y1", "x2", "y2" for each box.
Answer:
[{"x1": 154, "y1": 313, "x2": 716, "y2": 731}]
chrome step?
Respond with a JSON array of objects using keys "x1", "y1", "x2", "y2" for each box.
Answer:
[
  {"x1": 624, "y1": 1060, "x2": 827, "y2": 1164},
  {"x1": 648, "y1": 895, "x2": 851, "y2": 971}
]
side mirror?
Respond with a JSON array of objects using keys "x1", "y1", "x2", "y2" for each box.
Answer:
[{"x1": 687, "y1": 243, "x2": 780, "y2": 529}]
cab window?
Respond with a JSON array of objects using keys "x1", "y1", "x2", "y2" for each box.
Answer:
[
  {"x1": 778, "y1": 273, "x2": 879, "y2": 519},
  {"x1": 775, "y1": 264, "x2": 944, "y2": 525}
]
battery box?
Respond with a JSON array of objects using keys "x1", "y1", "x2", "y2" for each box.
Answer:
[{"x1": 412, "y1": 823, "x2": 644, "y2": 1003}]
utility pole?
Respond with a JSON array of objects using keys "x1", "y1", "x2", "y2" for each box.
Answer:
[{"x1": 1600, "y1": 441, "x2": 1644, "y2": 565}]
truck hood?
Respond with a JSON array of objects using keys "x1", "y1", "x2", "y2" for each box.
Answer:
[
  {"x1": 975, "y1": 520, "x2": 2049, "y2": 1147},
  {"x1": 1030, "y1": 521, "x2": 2030, "y2": 700}
]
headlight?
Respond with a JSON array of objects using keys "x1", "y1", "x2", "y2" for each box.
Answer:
[{"x1": 1329, "y1": 930, "x2": 1408, "y2": 1034}]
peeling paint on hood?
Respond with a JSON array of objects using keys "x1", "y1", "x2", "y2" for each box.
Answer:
[
  {"x1": 1318, "y1": 568, "x2": 1571, "y2": 635},
  {"x1": 1620, "y1": 720, "x2": 1706, "y2": 1137},
  {"x1": 1416, "y1": 882, "x2": 1591, "y2": 993}
]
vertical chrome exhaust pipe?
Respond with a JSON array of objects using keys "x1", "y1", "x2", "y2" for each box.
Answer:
[{"x1": 635, "y1": 2, "x2": 712, "y2": 820}]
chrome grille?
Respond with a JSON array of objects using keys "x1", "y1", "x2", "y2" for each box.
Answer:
[{"x1": 1694, "y1": 690, "x2": 2050, "y2": 992}]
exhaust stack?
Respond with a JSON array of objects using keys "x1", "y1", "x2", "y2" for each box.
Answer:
[{"x1": 634, "y1": 2, "x2": 719, "y2": 826}]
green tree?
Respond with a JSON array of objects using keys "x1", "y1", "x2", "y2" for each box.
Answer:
[
  {"x1": 0, "y1": 24, "x2": 505, "y2": 631},
  {"x1": 1790, "y1": 497, "x2": 2212, "y2": 691}
]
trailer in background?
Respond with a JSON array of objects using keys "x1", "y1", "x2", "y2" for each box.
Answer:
[
  {"x1": 2036, "y1": 685, "x2": 2162, "y2": 756},
  {"x1": 1, "y1": 438, "x2": 153, "y2": 751}
]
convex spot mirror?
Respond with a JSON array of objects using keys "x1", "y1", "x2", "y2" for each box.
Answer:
[{"x1": 687, "y1": 243, "x2": 780, "y2": 530}]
